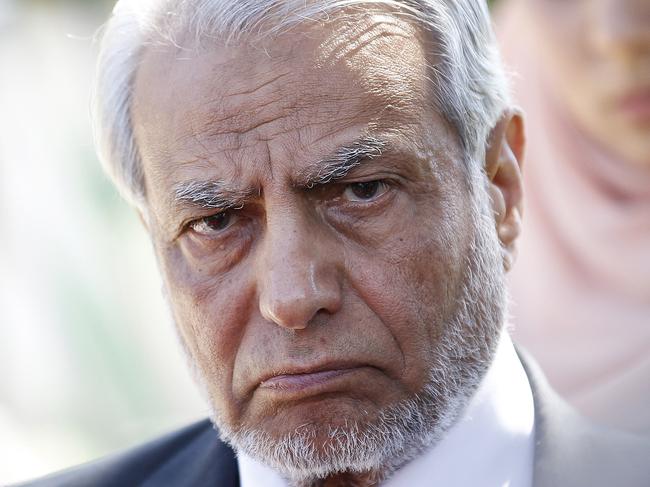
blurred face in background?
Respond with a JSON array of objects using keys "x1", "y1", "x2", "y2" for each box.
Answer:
[{"x1": 526, "y1": 0, "x2": 650, "y2": 165}]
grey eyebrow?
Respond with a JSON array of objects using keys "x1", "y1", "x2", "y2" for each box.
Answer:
[
  {"x1": 173, "y1": 180, "x2": 255, "y2": 210},
  {"x1": 172, "y1": 136, "x2": 388, "y2": 209},
  {"x1": 296, "y1": 136, "x2": 387, "y2": 189}
]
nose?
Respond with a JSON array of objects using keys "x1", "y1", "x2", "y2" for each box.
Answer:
[
  {"x1": 592, "y1": 0, "x2": 650, "y2": 63},
  {"x1": 256, "y1": 207, "x2": 343, "y2": 330}
]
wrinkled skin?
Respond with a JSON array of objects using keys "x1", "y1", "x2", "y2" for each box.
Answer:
[
  {"x1": 131, "y1": 11, "x2": 524, "y2": 486},
  {"x1": 524, "y1": 0, "x2": 650, "y2": 165}
]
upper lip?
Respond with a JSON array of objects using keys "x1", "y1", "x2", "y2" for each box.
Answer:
[{"x1": 257, "y1": 360, "x2": 372, "y2": 386}]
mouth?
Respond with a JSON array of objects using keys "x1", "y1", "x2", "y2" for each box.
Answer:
[{"x1": 258, "y1": 363, "x2": 372, "y2": 395}]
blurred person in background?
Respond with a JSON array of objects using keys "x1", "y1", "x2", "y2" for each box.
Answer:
[{"x1": 495, "y1": 0, "x2": 650, "y2": 436}]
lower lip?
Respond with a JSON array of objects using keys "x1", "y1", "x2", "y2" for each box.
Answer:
[{"x1": 260, "y1": 368, "x2": 360, "y2": 392}]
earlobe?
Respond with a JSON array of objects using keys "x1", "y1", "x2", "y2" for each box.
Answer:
[{"x1": 485, "y1": 109, "x2": 525, "y2": 272}]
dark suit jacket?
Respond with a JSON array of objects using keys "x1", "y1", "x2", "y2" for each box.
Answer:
[{"x1": 15, "y1": 353, "x2": 650, "y2": 487}]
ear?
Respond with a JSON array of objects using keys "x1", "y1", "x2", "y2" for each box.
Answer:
[{"x1": 485, "y1": 109, "x2": 525, "y2": 272}]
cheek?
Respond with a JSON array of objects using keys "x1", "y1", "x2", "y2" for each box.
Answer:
[
  {"x1": 159, "y1": 243, "x2": 255, "y2": 411},
  {"x1": 344, "y1": 196, "x2": 469, "y2": 381}
]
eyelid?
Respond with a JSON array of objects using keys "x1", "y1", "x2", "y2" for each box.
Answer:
[
  {"x1": 340, "y1": 170, "x2": 404, "y2": 185},
  {"x1": 342, "y1": 180, "x2": 390, "y2": 202},
  {"x1": 187, "y1": 200, "x2": 246, "y2": 224},
  {"x1": 186, "y1": 208, "x2": 238, "y2": 237}
]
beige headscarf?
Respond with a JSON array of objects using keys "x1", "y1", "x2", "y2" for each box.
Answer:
[{"x1": 496, "y1": 0, "x2": 650, "y2": 436}]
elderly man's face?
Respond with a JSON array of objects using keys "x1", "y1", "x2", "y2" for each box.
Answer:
[{"x1": 132, "y1": 12, "x2": 511, "y2": 480}]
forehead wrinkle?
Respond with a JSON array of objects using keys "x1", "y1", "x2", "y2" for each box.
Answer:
[
  {"x1": 167, "y1": 26, "x2": 423, "y2": 162},
  {"x1": 299, "y1": 10, "x2": 424, "y2": 113},
  {"x1": 168, "y1": 116, "x2": 278, "y2": 182},
  {"x1": 137, "y1": 10, "x2": 435, "y2": 218},
  {"x1": 163, "y1": 134, "x2": 268, "y2": 202},
  {"x1": 315, "y1": 12, "x2": 424, "y2": 83},
  {"x1": 223, "y1": 71, "x2": 292, "y2": 98},
  {"x1": 200, "y1": 102, "x2": 295, "y2": 140},
  {"x1": 192, "y1": 94, "x2": 370, "y2": 160},
  {"x1": 196, "y1": 51, "x2": 304, "y2": 137},
  {"x1": 195, "y1": 27, "x2": 421, "y2": 143},
  {"x1": 200, "y1": 75, "x2": 294, "y2": 134},
  {"x1": 318, "y1": 17, "x2": 415, "y2": 65}
]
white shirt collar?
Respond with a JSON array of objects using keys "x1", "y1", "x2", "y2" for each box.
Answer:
[{"x1": 237, "y1": 331, "x2": 535, "y2": 487}]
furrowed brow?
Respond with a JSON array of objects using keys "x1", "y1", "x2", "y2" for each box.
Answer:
[
  {"x1": 296, "y1": 136, "x2": 387, "y2": 189},
  {"x1": 173, "y1": 180, "x2": 255, "y2": 210}
]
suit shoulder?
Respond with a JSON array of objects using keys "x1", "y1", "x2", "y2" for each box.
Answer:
[
  {"x1": 12, "y1": 419, "x2": 224, "y2": 487},
  {"x1": 519, "y1": 348, "x2": 650, "y2": 487},
  {"x1": 574, "y1": 421, "x2": 650, "y2": 486}
]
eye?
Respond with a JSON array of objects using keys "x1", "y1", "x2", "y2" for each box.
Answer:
[
  {"x1": 189, "y1": 211, "x2": 234, "y2": 236},
  {"x1": 343, "y1": 181, "x2": 389, "y2": 202}
]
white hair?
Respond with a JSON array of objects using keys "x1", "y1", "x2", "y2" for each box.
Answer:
[{"x1": 91, "y1": 0, "x2": 510, "y2": 208}]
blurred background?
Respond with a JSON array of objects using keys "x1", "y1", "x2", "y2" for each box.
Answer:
[{"x1": 0, "y1": 0, "x2": 206, "y2": 484}]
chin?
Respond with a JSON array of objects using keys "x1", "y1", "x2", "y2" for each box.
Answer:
[
  {"x1": 258, "y1": 395, "x2": 384, "y2": 432},
  {"x1": 212, "y1": 387, "x2": 444, "y2": 484},
  {"x1": 210, "y1": 361, "x2": 482, "y2": 484}
]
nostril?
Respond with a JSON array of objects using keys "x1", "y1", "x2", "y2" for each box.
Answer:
[
  {"x1": 258, "y1": 282, "x2": 315, "y2": 330},
  {"x1": 256, "y1": 225, "x2": 343, "y2": 329},
  {"x1": 259, "y1": 280, "x2": 342, "y2": 330}
]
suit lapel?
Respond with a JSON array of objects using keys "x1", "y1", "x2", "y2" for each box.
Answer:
[
  {"x1": 142, "y1": 421, "x2": 240, "y2": 487},
  {"x1": 518, "y1": 348, "x2": 588, "y2": 487},
  {"x1": 517, "y1": 348, "x2": 649, "y2": 487}
]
